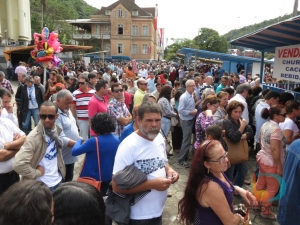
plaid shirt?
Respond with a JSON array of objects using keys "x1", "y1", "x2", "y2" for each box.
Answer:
[
  {"x1": 1, "y1": 79, "x2": 14, "y2": 94},
  {"x1": 107, "y1": 98, "x2": 130, "y2": 138}
]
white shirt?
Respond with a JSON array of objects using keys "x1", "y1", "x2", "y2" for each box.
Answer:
[
  {"x1": 229, "y1": 94, "x2": 249, "y2": 123},
  {"x1": 67, "y1": 71, "x2": 75, "y2": 77},
  {"x1": 0, "y1": 118, "x2": 25, "y2": 173},
  {"x1": 279, "y1": 118, "x2": 299, "y2": 149},
  {"x1": 27, "y1": 87, "x2": 37, "y2": 109},
  {"x1": 113, "y1": 132, "x2": 168, "y2": 220},
  {"x1": 255, "y1": 101, "x2": 269, "y2": 143},
  {"x1": 7, "y1": 61, "x2": 13, "y2": 69},
  {"x1": 36, "y1": 134, "x2": 62, "y2": 187},
  {"x1": 1, "y1": 108, "x2": 18, "y2": 127},
  {"x1": 139, "y1": 69, "x2": 148, "y2": 78},
  {"x1": 15, "y1": 65, "x2": 27, "y2": 74}
]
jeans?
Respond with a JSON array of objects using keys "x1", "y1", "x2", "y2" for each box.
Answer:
[
  {"x1": 49, "y1": 181, "x2": 61, "y2": 193},
  {"x1": 161, "y1": 117, "x2": 171, "y2": 138},
  {"x1": 22, "y1": 108, "x2": 40, "y2": 135},
  {"x1": 178, "y1": 119, "x2": 194, "y2": 163},
  {"x1": 64, "y1": 163, "x2": 75, "y2": 182},
  {"x1": 77, "y1": 120, "x2": 90, "y2": 141},
  {"x1": 224, "y1": 161, "x2": 248, "y2": 187}
]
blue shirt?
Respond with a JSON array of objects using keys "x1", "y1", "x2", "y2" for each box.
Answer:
[
  {"x1": 178, "y1": 91, "x2": 195, "y2": 121},
  {"x1": 72, "y1": 134, "x2": 120, "y2": 182},
  {"x1": 119, "y1": 121, "x2": 135, "y2": 143},
  {"x1": 277, "y1": 139, "x2": 300, "y2": 225},
  {"x1": 216, "y1": 84, "x2": 226, "y2": 94},
  {"x1": 147, "y1": 78, "x2": 155, "y2": 93}
]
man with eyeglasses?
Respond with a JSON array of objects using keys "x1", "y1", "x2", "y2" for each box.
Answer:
[
  {"x1": 133, "y1": 78, "x2": 148, "y2": 107},
  {"x1": 14, "y1": 101, "x2": 67, "y2": 192},
  {"x1": 107, "y1": 83, "x2": 132, "y2": 138},
  {"x1": 70, "y1": 76, "x2": 95, "y2": 141}
]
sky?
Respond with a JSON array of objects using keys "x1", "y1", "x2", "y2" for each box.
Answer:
[{"x1": 84, "y1": 0, "x2": 297, "y2": 45}]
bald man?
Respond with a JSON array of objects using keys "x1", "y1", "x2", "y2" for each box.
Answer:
[{"x1": 133, "y1": 78, "x2": 148, "y2": 107}]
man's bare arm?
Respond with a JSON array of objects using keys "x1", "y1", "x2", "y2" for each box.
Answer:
[
  {"x1": 0, "y1": 149, "x2": 17, "y2": 161},
  {"x1": 4, "y1": 135, "x2": 26, "y2": 150}
]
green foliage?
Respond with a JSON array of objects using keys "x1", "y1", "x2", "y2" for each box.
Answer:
[
  {"x1": 165, "y1": 38, "x2": 197, "y2": 61},
  {"x1": 224, "y1": 13, "x2": 295, "y2": 42},
  {"x1": 165, "y1": 28, "x2": 228, "y2": 60},
  {"x1": 194, "y1": 28, "x2": 228, "y2": 53},
  {"x1": 30, "y1": 0, "x2": 97, "y2": 43}
]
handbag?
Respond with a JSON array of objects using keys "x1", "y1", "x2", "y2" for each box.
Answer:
[
  {"x1": 160, "y1": 129, "x2": 173, "y2": 156},
  {"x1": 222, "y1": 119, "x2": 249, "y2": 165},
  {"x1": 77, "y1": 137, "x2": 102, "y2": 191}
]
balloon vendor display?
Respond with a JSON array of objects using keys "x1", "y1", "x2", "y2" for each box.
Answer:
[{"x1": 30, "y1": 27, "x2": 64, "y2": 85}]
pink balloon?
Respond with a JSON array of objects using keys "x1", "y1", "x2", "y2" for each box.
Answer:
[{"x1": 52, "y1": 55, "x2": 62, "y2": 66}]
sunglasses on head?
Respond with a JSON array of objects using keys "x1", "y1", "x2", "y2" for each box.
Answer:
[
  {"x1": 78, "y1": 82, "x2": 87, "y2": 85},
  {"x1": 39, "y1": 114, "x2": 56, "y2": 120},
  {"x1": 113, "y1": 89, "x2": 123, "y2": 93}
]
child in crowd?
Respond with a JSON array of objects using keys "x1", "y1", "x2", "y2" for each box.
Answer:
[{"x1": 205, "y1": 124, "x2": 228, "y2": 152}]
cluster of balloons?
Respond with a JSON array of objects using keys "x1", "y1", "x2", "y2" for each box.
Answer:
[{"x1": 30, "y1": 27, "x2": 64, "y2": 66}]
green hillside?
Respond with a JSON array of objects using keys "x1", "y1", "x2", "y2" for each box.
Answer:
[{"x1": 224, "y1": 13, "x2": 295, "y2": 42}]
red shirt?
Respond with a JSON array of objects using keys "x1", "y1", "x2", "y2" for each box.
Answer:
[
  {"x1": 169, "y1": 72, "x2": 177, "y2": 81},
  {"x1": 123, "y1": 91, "x2": 132, "y2": 109}
]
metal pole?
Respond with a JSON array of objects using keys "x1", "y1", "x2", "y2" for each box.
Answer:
[{"x1": 259, "y1": 49, "x2": 265, "y2": 84}]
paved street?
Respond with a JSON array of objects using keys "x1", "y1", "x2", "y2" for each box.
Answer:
[{"x1": 10, "y1": 80, "x2": 278, "y2": 225}]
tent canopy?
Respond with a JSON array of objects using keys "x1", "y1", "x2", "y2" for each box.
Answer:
[{"x1": 230, "y1": 15, "x2": 300, "y2": 53}]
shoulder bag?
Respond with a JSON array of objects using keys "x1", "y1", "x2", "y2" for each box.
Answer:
[
  {"x1": 160, "y1": 129, "x2": 173, "y2": 156},
  {"x1": 77, "y1": 137, "x2": 102, "y2": 191},
  {"x1": 222, "y1": 120, "x2": 249, "y2": 165}
]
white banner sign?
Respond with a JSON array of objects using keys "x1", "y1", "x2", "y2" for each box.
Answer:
[{"x1": 273, "y1": 44, "x2": 300, "y2": 82}]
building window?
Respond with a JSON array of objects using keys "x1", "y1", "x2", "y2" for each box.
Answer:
[
  {"x1": 113, "y1": 11, "x2": 116, "y2": 17},
  {"x1": 142, "y1": 44, "x2": 148, "y2": 54},
  {"x1": 105, "y1": 44, "x2": 110, "y2": 51},
  {"x1": 105, "y1": 10, "x2": 111, "y2": 15},
  {"x1": 132, "y1": 44, "x2": 138, "y2": 54},
  {"x1": 125, "y1": 12, "x2": 128, "y2": 18},
  {"x1": 132, "y1": 25, "x2": 138, "y2": 36},
  {"x1": 118, "y1": 44, "x2": 123, "y2": 54},
  {"x1": 132, "y1": 10, "x2": 138, "y2": 16},
  {"x1": 142, "y1": 26, "x2": 148, "y2": 36},
  {"x1": 118, "y1": 8, "x2": 122, "y2": 17},
  {"x1": 105, "y1": 25, "x2": 110, "y2": 34},
  {"x1": 118, "y1": 25, "x2": 123, "y2": 35}
]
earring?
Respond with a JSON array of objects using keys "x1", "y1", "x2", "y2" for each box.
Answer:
[{"x1": 207, "y1": 168, "x2": 210, "y2": 174}]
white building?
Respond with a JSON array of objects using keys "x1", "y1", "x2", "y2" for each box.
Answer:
[{"x1": 0, "y1": 0, "x2": 31, "y2": 46}]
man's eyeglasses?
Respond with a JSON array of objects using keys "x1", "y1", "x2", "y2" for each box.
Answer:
[
  {"x1": 39, "y1": 114, "x2": 56, "y2": 120},
  {"x1": 113, "y1": 89, "x2": 123, "y2": 93},
  {"x1": 78, "y1": 82, "x2": 87, "y2": 85},
  {"x1": 208, "y1": 152, "x2": 228, "y2": 164}
]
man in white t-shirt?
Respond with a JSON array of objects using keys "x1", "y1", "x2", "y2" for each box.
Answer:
[
  {"x1": 0, "y1": 97, "x2": 26, "y2": 195},
  {"x1": 14, "y1": 101, "x2": 68, "y2": 192},
  {"x1": 66, "y1": 68, "x2": 76, "y2": 77},
  {"x1": 112, "y1": 101, "x2": 179, "y2": 224}
]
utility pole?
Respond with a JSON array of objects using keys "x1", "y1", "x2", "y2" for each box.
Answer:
[{"x1": 293, "y1": 0, "x2": 298, "y2": 17}]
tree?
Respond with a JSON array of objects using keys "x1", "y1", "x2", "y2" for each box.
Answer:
[
  {"x1": 193, "y1": 28, "x2": 228, "y2": 53},
  {"x1": 164, "y1": 38, "x2": 197, "y2": 60}
]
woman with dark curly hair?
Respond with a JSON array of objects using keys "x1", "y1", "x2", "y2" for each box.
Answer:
[
  {"x1": 157, "y1": 85, "x2": 177, "y2": 137},
  {"x1": 72, "y1": 113, "x2": 120, "y2": 196},
  {"x1": 178, "y1": 141, "x2": 257, "y2": 225},
  {"x1": 0, "y1": 180, "x2": 53, "y2": 225},
  {"x1": 52, "y1": 181, "x2": 106, "y2": 225}
]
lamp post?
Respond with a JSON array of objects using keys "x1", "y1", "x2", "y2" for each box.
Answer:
[{"x1": 3, "y1": 29, "x2": 7, "y2": 45}]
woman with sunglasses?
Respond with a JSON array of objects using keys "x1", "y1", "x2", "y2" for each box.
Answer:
[
  {"x1": 223, "y1": 100, "x2": 253, "y2": 189},
  {"x1": 256, "y1": 105, "x2": 286, "y2": 220},
  {"x1": 178, "y1": 140, "x2": 257, "y2": 225},
  {"x1": 194, "y1": 96, "x2": 219, "y2": 151}
]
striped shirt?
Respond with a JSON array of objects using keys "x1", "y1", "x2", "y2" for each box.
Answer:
[{"x1": 72, "y1": 88, "x2": 95, "y2": 120}]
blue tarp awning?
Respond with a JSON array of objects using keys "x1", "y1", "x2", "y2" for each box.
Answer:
[{"x1": 176, "y1": 48, "x2": 273, "y2": 64}]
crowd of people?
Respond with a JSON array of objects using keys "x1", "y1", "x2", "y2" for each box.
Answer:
[{"x1": 0, "y1": 59, "x2": 299, "y2": 225}]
